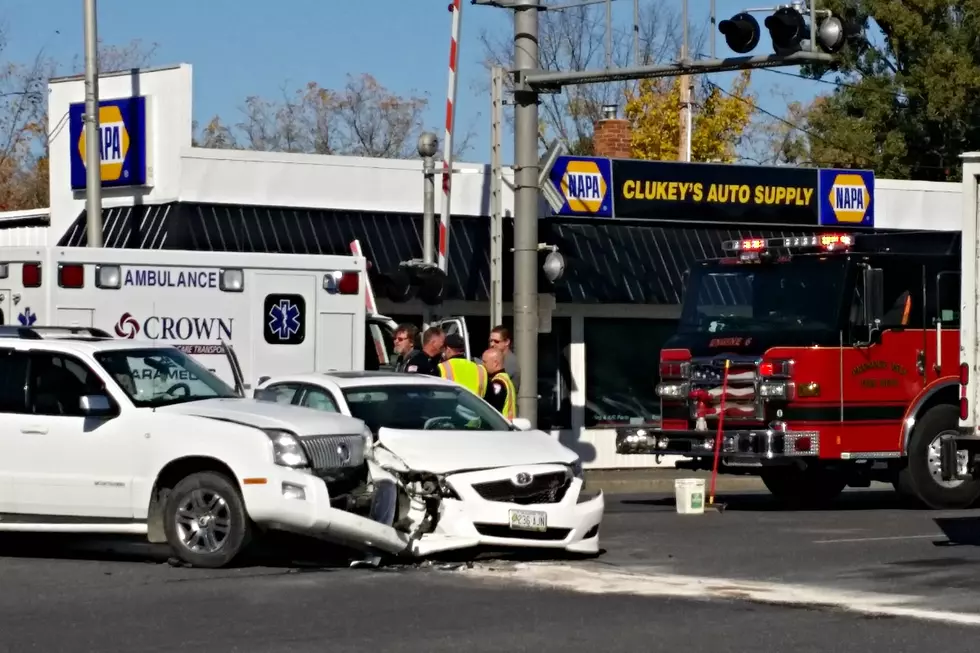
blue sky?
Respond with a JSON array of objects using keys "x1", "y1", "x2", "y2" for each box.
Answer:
[{"x1": 3, "y1": 0, "x2": 830, "y2": 163}]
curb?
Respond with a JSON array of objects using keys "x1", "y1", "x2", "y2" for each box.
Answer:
[{"x1": 583, "y1": 469, "x2": 765, "y2": 495}]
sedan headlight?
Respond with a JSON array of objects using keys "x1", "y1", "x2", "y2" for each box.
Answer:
[
  {"x1": 570, "y1": 459, "x2": 584, "y2": 479},
  {"x1": 264, "y1": 429, "x2": 309, "y2": 468},
  {"x1": 361, "y1": 425, "x2": 375, "y2": 452}
]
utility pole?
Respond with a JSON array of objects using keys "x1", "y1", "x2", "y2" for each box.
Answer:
[
  {"x1": 513, "y1": 0, "x2": 541, "y2": 424},
  {"x1": 678, "y1": 0, "x2": 692, "y2": 163},
  {"x1": 489, "y1": 66, "x2": 505, "y2": 330},
  {"x1": 82, "y1": 0, "x2": 103, "y2": 247}
]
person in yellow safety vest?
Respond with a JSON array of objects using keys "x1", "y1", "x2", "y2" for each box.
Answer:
[
  {"x1": 438, "y1": 334, "x2": 488, "y2": 397},
  {"x1": 481, "y1": 347, "x2": 516, "y2": 421}
]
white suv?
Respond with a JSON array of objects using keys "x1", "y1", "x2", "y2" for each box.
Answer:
[{"x1": 0, "y1": 326, "x2": 405, "y2": 568}]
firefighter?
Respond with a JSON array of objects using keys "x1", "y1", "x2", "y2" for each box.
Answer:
[
  {"x1": 403, "y1": 326, "x2": 445, "y2": 376},
  {"x1": 481, "y1": 347, "x2": 516, "y2": 421},
  {"x1": 438, "y1": 334, "x2": 488, "y2": 396}
]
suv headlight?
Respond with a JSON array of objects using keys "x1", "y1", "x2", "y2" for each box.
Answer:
[
  {"x1": 361, "y1": 425, "x2": 375, "y2": 452},
  {"x1": 264, "y1": 429, "x2": 308, "y2": 468},
  {"x1": 570, "y1": 459, "x2": 584, "y2": 479}
]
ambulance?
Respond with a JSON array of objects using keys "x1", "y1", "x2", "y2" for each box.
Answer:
[{"x1": 0, "y1": 245, "x2": 470, "y2": 391}]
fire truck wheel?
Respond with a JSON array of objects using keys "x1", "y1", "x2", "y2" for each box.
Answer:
[
  {"x1": 902, "y1": 404, "x2": 980, "y2": 510},
  {"x1": 759, "y1": 466, "x2": 846, "y2": 507}
]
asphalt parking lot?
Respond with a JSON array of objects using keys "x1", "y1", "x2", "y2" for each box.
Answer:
[{"x1": 5, "y1": 486, "x2": 980, "y2": 652}]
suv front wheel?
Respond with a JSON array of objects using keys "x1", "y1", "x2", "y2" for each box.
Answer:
[{"x1": 163, "y1": 471, "x2": 251, "y2": 568}]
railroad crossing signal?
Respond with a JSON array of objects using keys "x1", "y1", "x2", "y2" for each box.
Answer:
[{"x1": 718, "y1": 4, "x2": 862, "y2": 56}]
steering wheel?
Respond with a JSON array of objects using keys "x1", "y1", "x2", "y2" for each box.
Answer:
[
  {"x1": 165, "y1": 382, "x2": 191, "y2": 397},
  {"x1": 423, "y1": 416, "x2": 455, "y2": 430}
]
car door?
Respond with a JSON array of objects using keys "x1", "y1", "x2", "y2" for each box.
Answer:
[
  {"x1": 0, "y1": 347, "x2": 29, "y2": 513},
  {"x1": 7, "y1": 350, "x2": 135, "y2": 519},
  {"x1": 437, "y1": 317, "x2": 471, "y2": 360}
]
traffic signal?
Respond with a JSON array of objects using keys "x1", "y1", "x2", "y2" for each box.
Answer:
[
  {"x1": 377, "y1": 262, "x2": 448, "y2": 306},
  {"x1": 718, "y1": 6, "x2": 860, "y2": 56},
  {"x1": 765, "y1": 7, "x2": 807, "y2": 55},
  {"x1": 718, "y1": 13, "x2": 760, "y2": 55}
]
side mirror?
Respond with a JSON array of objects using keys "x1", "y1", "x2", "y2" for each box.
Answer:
[
  {"x1": 253, "y1": 389, "x2": 277, "y2": 403},
  {"x1": 79, "y1": 394, "x2": 113, "y2": 416},
  {"x1": 862, "y1": 267, "x2": 884, "y2": 328},
  {"x1": 512, "y1": 417, "x2": 533, "y2": 431}
]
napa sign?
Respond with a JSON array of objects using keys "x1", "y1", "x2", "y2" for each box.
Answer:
[{"x1": 68, "y1": 96, "x2": 151, "y2": 190}]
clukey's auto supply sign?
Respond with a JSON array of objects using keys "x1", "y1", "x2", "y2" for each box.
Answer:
[{"x1": 545, "y1": 156, "x2": 875, "y2": 228}]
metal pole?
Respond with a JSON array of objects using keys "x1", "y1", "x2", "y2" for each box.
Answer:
[
  {"x1": 710, "y1": 0, "x2": 716, "y2": 59},
  {"x1": 490, "y1": 66, "x2": 504, "y2": 330},
  {"x1": 808, "y1": 0, "x2": 817, "y2": 52},
  {"x1": 82, "y1": 0, "x2": 103, "y2": 247},
  {"x1": 633, "y1": 0, "x2": 640, "y2": 64},
  {"x1": 513, "y1": 0, "x2": 540, "y2": 425},
  {"x1": 605, "y1": 0, "x2": 612, "y2": 69},
  {"x1": 423, "y1": 155, "x2": 436, "y2": 265},
  {"x1": 678, "y1": 0, "x2": 691, "y2": 163}
]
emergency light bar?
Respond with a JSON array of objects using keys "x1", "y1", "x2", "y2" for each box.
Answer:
[{"x1": 722, "y1": 233, "x2": 855, "y2": 256}]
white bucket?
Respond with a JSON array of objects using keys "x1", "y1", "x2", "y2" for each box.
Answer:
[{"x1": 674, "y1": 478, "x2": 706, "y2": 515}]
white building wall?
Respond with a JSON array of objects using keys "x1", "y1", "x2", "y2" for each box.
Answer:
[{"x1": 46, "y1": 64, "x2": 193, "y2": 245}]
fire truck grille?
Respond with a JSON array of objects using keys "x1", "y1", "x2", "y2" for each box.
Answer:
[{"x1": 689, "y1": 357, "x2": 762, "y2": 422}]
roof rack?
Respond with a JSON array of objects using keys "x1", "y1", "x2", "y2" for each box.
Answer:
[{"x1": 0, "y1": 326, "x2": 114, "y2": 340}]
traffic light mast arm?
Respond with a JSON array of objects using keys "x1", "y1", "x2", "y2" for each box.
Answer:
[{"x1": 517, "y1": 51, "x2": 833, "y2": 92}]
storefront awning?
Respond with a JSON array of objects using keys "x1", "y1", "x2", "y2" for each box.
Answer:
[{"x1": 58, "y1": 202, "x2": 809, "y2": 305}]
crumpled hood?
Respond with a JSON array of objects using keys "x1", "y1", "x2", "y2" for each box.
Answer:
[
  {"x1": 376, "y1": 427, "x2": 578, "y2": 474},
  {"x1": 157, "y1": 398, "x2": 366, "y2": 436}
]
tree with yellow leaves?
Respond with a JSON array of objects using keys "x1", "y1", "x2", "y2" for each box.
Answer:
[{"x1": 624, "y1": 70, "x2": 756, "y2": 163}]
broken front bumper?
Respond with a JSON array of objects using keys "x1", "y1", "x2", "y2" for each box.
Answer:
[
  {"x1": 615, "y1": 426, "x2": 820, "y2": 460},
  {"x1": 243, "y1": 467, "x2": 414, "y2": 556},
  {"x1": 413, "y1": 465, "x2": 605, "y2": 557}
]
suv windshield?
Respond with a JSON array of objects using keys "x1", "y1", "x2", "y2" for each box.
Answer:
[
  {"x1": 342, "y1": 384, "x2": 513, "y2": 432},
  {"x1": 679, "y1": 257, "x2": 848, "y2": 334},
  {"x1": 94, "y1": 347, "x2": 239, "y2": 407}
]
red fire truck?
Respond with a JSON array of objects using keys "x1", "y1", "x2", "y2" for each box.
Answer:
[{"x1": 616, "y1": 229, "x2": 972, "y2": 509}]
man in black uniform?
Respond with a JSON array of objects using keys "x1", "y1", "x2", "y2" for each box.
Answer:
[{"x1": 403, "y1": 326, "x2": 445, "y2": 376}]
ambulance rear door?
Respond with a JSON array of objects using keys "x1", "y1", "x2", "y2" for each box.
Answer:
[
  {"x1": 0, "y1": 247, "x2": 54, "y2": 328},
  {"x1": 437, "y1": 316, "x2": 472, "y2": 360},
  {"x1": 249, "y1": 251, "x2": 367, "y2": 383}
]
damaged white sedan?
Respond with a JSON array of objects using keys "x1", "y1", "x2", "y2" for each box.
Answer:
[{"x1": 252, "y1": 371, "x2": 604, "y2": 564}]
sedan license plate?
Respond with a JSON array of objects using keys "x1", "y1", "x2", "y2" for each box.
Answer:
[{"x1": 509, "y1": 509, "x2": 547, "y2": 532}]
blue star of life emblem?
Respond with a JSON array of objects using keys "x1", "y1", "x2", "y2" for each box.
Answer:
[
  {"x1": 268, "y1": 299, "x2": 301, "y2": 340},
  {"x1": 18, "y1": 308, "x2": 36, "y2": 326}
]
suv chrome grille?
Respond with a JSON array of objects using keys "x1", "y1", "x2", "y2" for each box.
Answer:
[
  {"x1": 299, "y1": 434, "x2": 365, "y2": 471},
  {"x1": 471, "y1": 471, "x2": 571, "y2": 505}
]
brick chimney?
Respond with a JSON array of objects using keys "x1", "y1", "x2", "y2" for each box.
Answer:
[{"x1": 592, "y1": 104, "x2": 631, "y2": 158}]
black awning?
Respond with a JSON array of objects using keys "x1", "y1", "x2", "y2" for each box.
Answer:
[
  {"x1": 59, "y1": 204, "x2": 177, "y2": 249},
  {"x1": 545, "y1": 222, "x2": 809, "y2": 304},
  {"x1": 57, "y1": 202, "x2": 812, "y2": 305}
]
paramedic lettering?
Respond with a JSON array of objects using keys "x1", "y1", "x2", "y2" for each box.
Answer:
[{"x1": 124, "y1": 269, "x2": 219, "y2": 289}]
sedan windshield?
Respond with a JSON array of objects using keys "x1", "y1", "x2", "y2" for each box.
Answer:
[
  {"x1": 94, "y1": 347, "x2": 239, "y2": 407},
  {"x1": 342, "y1": 384, "x2": 513, "y2": 432}
]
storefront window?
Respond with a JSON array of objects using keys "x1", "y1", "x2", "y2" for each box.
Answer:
[{"x1": 584, "y1": 318, "x2": 676, "y2": 427}]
